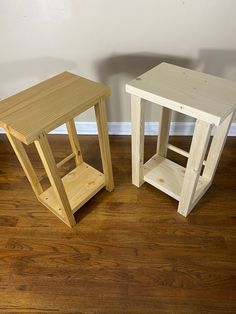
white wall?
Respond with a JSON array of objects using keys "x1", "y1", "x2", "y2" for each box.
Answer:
[{"x1": 1, "y1": 0, "x2": 236, "y2": 124}]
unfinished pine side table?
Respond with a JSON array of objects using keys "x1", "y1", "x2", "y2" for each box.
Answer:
[
  {"x1": 0, "y1": 72, "x2": 114, "y2": 227},
  {"x1": 126, "y1": 62, "x2": 236, "y2": 217}
]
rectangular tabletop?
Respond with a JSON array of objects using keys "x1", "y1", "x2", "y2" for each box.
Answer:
[
  {"x1": 126, "y1": 62, "x2": 236, "y2": 125},
  {"x1": 0, "y1": 72, "x2": 110, "y2": 144}
]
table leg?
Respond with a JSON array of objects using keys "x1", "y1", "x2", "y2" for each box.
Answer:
[
  {"x1": 203, "y1": 112, "x2": 234, "y2": 181},
  {"x1": 95, "y1": 98, "x2": 114, "y2": 192},
  {"x1": 157, "y1": 107, "x2": 172, "y2": 157},
  {"x1": 131, "y1": 95, "x2": 145, "y2": 187},
  {"x1": 35, "y1": 132, "x2": 76, "y2": 227},
  {"x1": 66, "y1": 119, "x2": 83, "y2": 166},
  {"x1": 6, "y1": 132, "x2": 43, "y2": 196},
  {"x1": 177, "y1": 120, "x2": 212, "y2": 217}
]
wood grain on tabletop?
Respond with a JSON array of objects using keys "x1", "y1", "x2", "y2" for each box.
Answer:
[
  {"x1": 0, "y1": 72, "x2": 110, "y2": 144},
  {"x1": 126, "y1": 62, "x2": 236, "y2": 125}
]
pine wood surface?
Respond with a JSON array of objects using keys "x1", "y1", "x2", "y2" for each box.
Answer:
[
  {"x1": 0, "y1": 134, "x2": 236, "y2": 313},
  {"x1": 143, "y1": 154, "x2": 208, "y2": 201},
  {"x1": 126, "y1": 62, "x2": 236, "y2": 125},
  {"x1": 0, "y1": 72, "x2": 110, "y2": 144},
  {"x1": 38, "y1": 162, "x2": 105, "y2": 215}
]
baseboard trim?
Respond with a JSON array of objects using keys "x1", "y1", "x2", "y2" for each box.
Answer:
[
  {"x1": 1, "y1": 122, "x2": 236, "y2": 136},
  {"x1": 50, "y1": 121, "x2": 236, "y2": 136}
]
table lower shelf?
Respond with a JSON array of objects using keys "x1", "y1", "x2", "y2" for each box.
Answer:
[
  {"x1": 144, "y1": 154, "x2": 210, "y2": 202},
  {"x1": 38, "y1": 162, "x2": 105, "y2": 216}
]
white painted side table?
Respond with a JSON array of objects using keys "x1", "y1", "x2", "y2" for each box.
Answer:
[{"x1": 126, "y1": 62, "x2": 236, "y2": 217}]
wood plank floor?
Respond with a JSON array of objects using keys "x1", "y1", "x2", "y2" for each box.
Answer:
[{"x1": 0, "y1": 134, "x2": 236, "y2": 313}]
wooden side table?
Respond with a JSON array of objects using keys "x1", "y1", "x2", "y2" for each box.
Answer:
[
  {"x1": 0, "y1": 72, "x2": 114, "y2": 227},
  {"x1": 126, "y1": 62, "x2": 236, "y2": 217}
]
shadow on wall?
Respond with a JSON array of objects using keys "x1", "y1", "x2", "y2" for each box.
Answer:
[
  {"x1": 95, "y1": 52, "x2": 194, "y2": 82},
  {"x1": 0, "y1": 56, "x2": 77, "y2": 99},
  {"x1": 198, "y1": 49, "x2": 236, "y2": 79},
  {"x1": 95, "y1": 53, "x2": 196, "y2": 122}
]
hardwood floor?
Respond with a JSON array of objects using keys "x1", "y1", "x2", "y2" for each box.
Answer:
[{"x1": 0, "y1": 134, "x2": 236, "y2": 313}]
